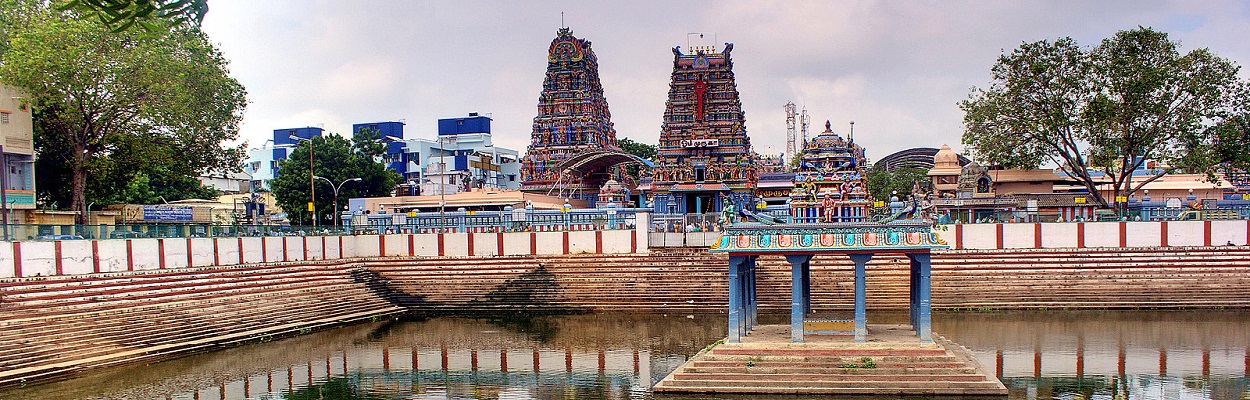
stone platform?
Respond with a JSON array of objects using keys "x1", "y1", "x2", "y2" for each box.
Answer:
[{"x1": 653, "y1": 324, "x2": 1007, "y2": 396}]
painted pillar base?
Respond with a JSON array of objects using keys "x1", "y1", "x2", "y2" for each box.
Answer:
[
  {"x1": 908, "y1": 252, "x2": 933, "y2": 343},
  {"x1": 785, "y1": 254, "x2": 813, "y2": 343},
  {"x1": 849, "y1": 253, "x2": 873, "y2": 343}
]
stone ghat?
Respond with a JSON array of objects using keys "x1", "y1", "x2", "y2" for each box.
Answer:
[
  {"x1": 363, "y1": 246, "x2": 1250, "y2": 313},
  {"x1": 2, "y1": 245, "x2": 1248, "y2": 387},
  {"x1": 0, "y1": 261, "x2": 404, "y2": 387},
  {"x1": 653, "y1": 324, "x2": 1007, "y2": 395}
]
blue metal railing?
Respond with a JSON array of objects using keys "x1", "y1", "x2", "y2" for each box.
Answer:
[{"x1": 345, "y1": 206, "x2": 644, "y2": 234}]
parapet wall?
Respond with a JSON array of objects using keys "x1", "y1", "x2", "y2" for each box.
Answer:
[
  {"x1": 938, "y1": 220, "x2": 1250, "y2": 250},
  {"x1": 0, "y1": 228, "x2": 646, "y2": 279},
  {"x1": 2, "y1": 220, "x2": 1248, "y2": 281}
]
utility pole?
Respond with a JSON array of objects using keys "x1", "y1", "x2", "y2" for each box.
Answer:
[{"x1": 309, "y1": 138, "x2": 315, "y2": 229}]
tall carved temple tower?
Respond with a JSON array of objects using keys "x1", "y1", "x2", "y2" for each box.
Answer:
[
  {"x1": 520, "y1": 28, "x2": 621, "y2": 205},
  {"x1": 649, "y1": 42, "x2": 755, "y2": 215}
]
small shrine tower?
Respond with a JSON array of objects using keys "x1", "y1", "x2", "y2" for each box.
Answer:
[
  {"x1": 788, "y1": 121, "x2": 871, "y2": 223},
  {"x1": 649, "y1": 40, "x2": 755, "y2": 215}
]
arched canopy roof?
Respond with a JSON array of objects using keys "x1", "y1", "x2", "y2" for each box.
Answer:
[
  {"x1": 554, "y1": 149, "x2": 654, "y2": 175},
  {"x1": 875, "y1": 147, "x2": 971, "y2": 171}
]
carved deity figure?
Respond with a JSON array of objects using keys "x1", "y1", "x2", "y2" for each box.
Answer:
[
  {"x1": 821, "y1": 193, "x2": 838, "y2": 223},
  {"x1": 721, "y1": 195, "x2": 737, "y2": 225}
]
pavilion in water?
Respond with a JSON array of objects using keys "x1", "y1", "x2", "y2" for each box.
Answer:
[{"x1": 710, "y1": 221, "x2": 946, "y2": 343}]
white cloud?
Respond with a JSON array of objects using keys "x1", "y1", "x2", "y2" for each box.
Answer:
[{"x1": 202, "y1": 0, "x2": 1250, "y2": 163}]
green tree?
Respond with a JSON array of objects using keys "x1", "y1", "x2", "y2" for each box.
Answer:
[
  {"x1": 617, "y1": 137, "x2": 656, "y2": 181},
  {"x1": 865, "y1": 166, "x2": 929, "y2": 202},
  {"x1": 961, "y1": 27, "x2": 1249, "y2": 207},
  {"x1": 1208, "y1": 114, "x2": 1250, "y2": 177},
  {"x1": 270, "y1": 132, "x2": 400, "y2": 227},
  {"x1": 61, "y1": 0, "x2": 207, "y2": 31},
  {"x1": 1, "y1": 9, "x2": 246, "y2": 222}
]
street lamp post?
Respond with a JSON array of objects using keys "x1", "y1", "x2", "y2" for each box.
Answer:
[
  {"x1": 290, "y1": 135, "x2": 316, "y2": 229},
  {"x1": 438, "y1": 134, "x2": 446, "y2": 232},
  {"x1": 314, "y1": 176, "x2": 361, "y2": 231}
]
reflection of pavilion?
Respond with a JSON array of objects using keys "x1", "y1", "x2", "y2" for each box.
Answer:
[{"x1": 656, "y1": 221, "x2": 1007, "y2": 395}]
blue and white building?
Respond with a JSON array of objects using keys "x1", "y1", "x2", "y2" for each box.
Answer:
[
  {"x1": 245, "y1": 127, "x2": 324, "y2": 190},
  {"x1": 364, "y1": 113, "x2": 521, "y2": 196},
  {"x1": 246, "y1": 114, "x2": 521, "y2": 195}
]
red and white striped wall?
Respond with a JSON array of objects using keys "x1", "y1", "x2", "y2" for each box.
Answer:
[
  {"x1": 940, "y1": 220, "x2": 1250, "y2": 250},
  {"x1": 0, "y1": 225, "x2": 649, "y2": 279}
]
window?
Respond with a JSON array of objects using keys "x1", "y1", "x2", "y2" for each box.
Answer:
[{"x1": 0, "y1": 112, "x2": 9, "y2": 124}]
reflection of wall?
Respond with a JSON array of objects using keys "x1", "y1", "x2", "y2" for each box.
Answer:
[
  {"x1": 935, "y1": 310, "x2": 1250, "y2": 379},
  {"x1": 3, "y1": 315, "x2": 721, "y2": 400}
]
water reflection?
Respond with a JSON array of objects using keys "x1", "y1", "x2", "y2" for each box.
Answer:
[
  {"x1": 1, "y1": 310, "x2": 1247, "y2": 399},
  {"x1": 934, "y1": 310, "x2": 1250, "y2": 400}
]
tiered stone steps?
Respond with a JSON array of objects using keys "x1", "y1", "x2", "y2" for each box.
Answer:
[
  {"x1": 358, "y1": 246, "x2": 1250, "y2": 314},
  {"x1": 364, "y1": 253, "x2": 731, "y2": 313},
  {"x1": 0, "y1": 262, "x2": 404, "y2": 386},
  {"x1": 653, "y1": 325, "x2": 1006, "y2": 396},
  {"x1": 931, "y1": 247, "x2": 1250, "y2": 309}
]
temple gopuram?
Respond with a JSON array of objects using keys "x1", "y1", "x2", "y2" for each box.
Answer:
[
  {"x1": 520, "y1": 28, "x2": 630, "y2": 207},
  {"x1": 645, "y1": 41, "x2": 756, "y2": 215},
  {"x1": 788, "y1": 121, "x2": 871, "y2": 223}
]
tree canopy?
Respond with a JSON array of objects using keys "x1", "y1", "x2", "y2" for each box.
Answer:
[
  {"x1": 61, "y1": 0, "x2": 208, "y2": 31},
  {"x1": 961, "y1": 27, "x2": 1250, "y2": 207},
  {"x1": 270, "y1": 129, "x2": 401, "y2": 227},
  {"x1": 0, "y1": 6, "x2": 246, "y2": 221},
  {"x1": 617, "y1": 137, "x2": 656, "y2": 181},
  {"x1": 865, "y1": 166, "x2": 929, "y2": 203}
]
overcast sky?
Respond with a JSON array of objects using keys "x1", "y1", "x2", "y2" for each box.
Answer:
[{"x1": 200, "y1": 1, "x2": 1250, "y2": 163}]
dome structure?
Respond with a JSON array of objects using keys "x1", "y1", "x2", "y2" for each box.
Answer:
[{"x1": 933, "y1": 144, "x2": 959, "y2": 169}]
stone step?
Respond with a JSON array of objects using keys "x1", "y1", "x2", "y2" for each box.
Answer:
[
  {"x1": 683, "y1": 365, "x2": 977, "y2": 375},
  {"x1": 699, "y1": 354, "x2": 958, "y2": 363},
  {"x1": 657, "y1": 378, "x2": 1004, "y2": 389},
  {"x1": 710, "y1": 348, "x2": 949, "y2": 357},
  {"x1": 670, "y1": 372, "x2": 990, "y2": 382},
  {"x1": 652, "y1": 382, "x2": 1010, "y2": 396}
]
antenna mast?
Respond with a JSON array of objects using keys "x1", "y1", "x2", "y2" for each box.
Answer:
[
  {"x1": 785, "y1": 102, "x2": 797, "y2": 162},
  {"x1": 800, "y1": 107, "x2": 810, "y2": 146}
]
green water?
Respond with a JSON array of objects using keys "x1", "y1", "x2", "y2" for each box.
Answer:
[{"x1": 2, "y1": 310, "x2": 1247, "y2": 399}]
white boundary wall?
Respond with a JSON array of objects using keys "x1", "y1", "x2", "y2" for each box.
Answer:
[
  {"x1": 940, "y1": 220, "x2": 1249, "y2": 250},
  {"x1": 12, "y1": 218, "x2": 1241, "y2": 279},
  {"x1": 0, "y1": 224, "x2": 650, "y2": 278}
]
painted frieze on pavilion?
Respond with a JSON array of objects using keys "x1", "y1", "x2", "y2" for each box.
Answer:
[
  {"x1": 520, "y1": 27, "x2": 622, "y2": 205},
  {"x1": 648, "y1": 42, "x2": 756, "y2": 215}
]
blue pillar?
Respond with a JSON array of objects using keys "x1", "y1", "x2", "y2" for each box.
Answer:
[
  {"x1": 848, "y1": 253, "x2": 873, "y2": 343},
  {"x1": 908, "y1": 252, "x2": 933, "y2": 343},
  {"x1": 909, "y1": 259, "x2": 918, "y2": 328},
  {"x1": 747, "y1": 256, "x2": 758, "y2": 330},
  {"x1": 785, "y1": 254, "x2": 813, "y2": 343},
  {"x1": 728, "y1": 255, "x2": 747, "y2": 343},
  {"x1": 802, "y1": 259, "x2": 812, "y2": 314}
]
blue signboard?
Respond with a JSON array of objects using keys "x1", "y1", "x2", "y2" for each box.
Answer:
[{"x1": 142, "y1": 206, "x2": 194, "y2": 222}]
